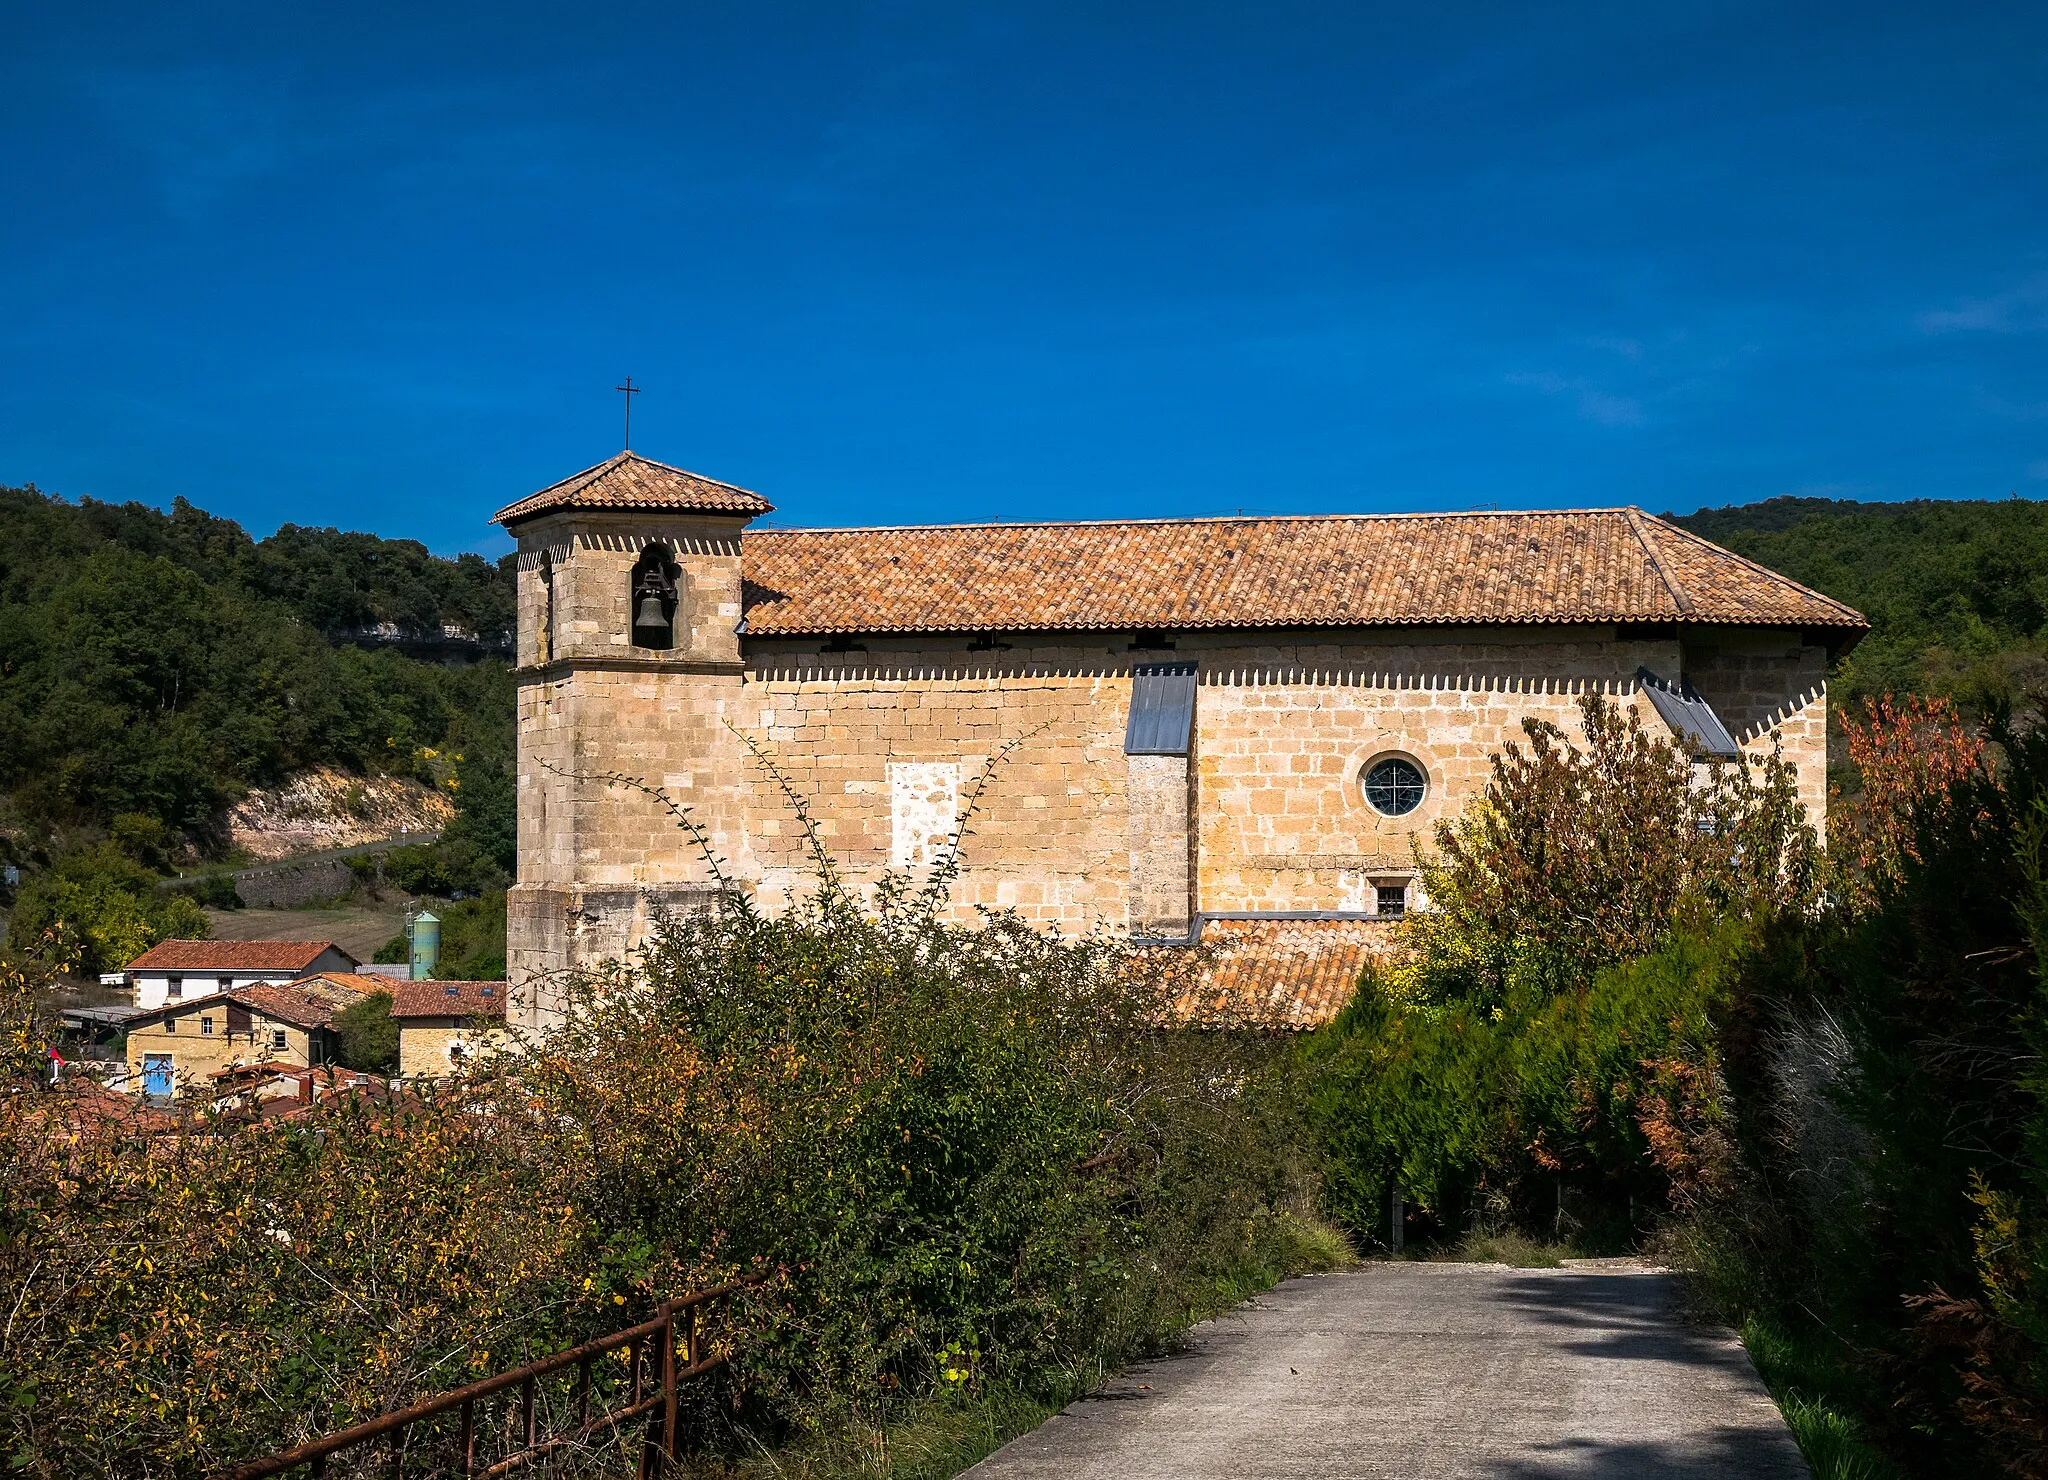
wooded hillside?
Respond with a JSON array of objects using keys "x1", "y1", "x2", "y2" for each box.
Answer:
[
  {"x1": 1670, "y1": 494, "x2": 2048, "y2": 709},
  {"x1": 0, "y1": 483, "x2": 513, "y2": 859}
]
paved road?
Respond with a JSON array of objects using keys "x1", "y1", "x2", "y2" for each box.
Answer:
[{"x1": 964, "y1": 1261, "x2": 1808, "y2": 1479}]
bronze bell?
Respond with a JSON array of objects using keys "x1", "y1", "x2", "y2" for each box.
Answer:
[{"x1": 632, "y1": 592, "x2": 669, "y2": 642}]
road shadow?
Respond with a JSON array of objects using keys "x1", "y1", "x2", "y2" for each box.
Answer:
[
  {"x1": 1483, "y1": 1426, "x2": 1811, "y2": 1479},
  {"x1": 1488, "y1": 1270, "x2": 1753, "y2": 1371}
]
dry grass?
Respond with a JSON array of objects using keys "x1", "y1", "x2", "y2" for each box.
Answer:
[
  {"x1": 1432, "y1": 1228, "x2": 1571, "y2": 1268},
  {"x1": 205, "y1": 902, "x2": 409, "y2": 962}
]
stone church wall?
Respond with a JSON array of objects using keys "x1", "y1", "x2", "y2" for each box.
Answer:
[{"x1": 502, "y1": 509, "x2": 1834, "y2": 1029}]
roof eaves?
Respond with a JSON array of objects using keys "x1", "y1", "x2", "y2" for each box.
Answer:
[{"x1": 739, "y1": 611, "x2": 1859, "y2": 638}]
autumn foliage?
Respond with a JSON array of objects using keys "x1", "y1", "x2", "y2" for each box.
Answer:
[
  {"x1": 1830, "y1": 692, "x2": 1986, "y2": 906},
  {"x1": 0, "y1": 864, "x2": 1312, "y2": 1475}
]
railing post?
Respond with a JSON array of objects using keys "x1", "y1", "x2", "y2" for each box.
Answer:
[
  {"x1": 522, "y1": 1372, "x2": 537, "y2": 1450},
  {"x1": 630, "y1": 1334, "x2": 644, "y2": 1408},
  {"x1": 639, "y1": 1407, "x2": 661, "y2": 1480},
  {"x1": 460, "y1": 1396, "x2": 475, "y2": 1477},
  {"x1": 389, "y1": 1420, "x2": 407, "y2": 1479},
  {"x1": 662, "y1": 1306, "x2": 679, "y2": 1459}
]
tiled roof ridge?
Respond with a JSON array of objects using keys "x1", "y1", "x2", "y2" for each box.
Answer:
[
  {"x1": 390, "y1": 978, "x2": 507, "y2": 1018},
  {"x1": 1639, "y1": 511, "x2": 1867, "y2": 625},
  {"x1": 125, "y1": 939, "x2": 343, "y2": 970},
  {"x1": 230, "y1": 982, "x2": 349, "y2": 1030},
  {"x1": 494, "y1": 450, "x2": 773, "y2": 525},
  {"x1": 747, "y1": 507, "x2": 1647, "y2": 536},
  {"x1": 563, "y1": 449, "x2": 762, "y2": 500}
]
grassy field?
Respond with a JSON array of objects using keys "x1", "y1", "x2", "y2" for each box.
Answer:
[{"x1": 205, "y1": 902, "x2": 407, "y2": 962}]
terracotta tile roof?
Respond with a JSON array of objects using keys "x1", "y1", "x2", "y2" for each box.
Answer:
[
  {"x1": 299, "y1": 972, "x2": 405, "y2": 1000},
  {"x1": 494, "y1": 452, "x2": 774, "y2": 525},
  {"x1": 232, "y1": 982, "x2": 363, "y2": 1031},
  {"x1": 390, "y1": 979, "x2": 507, "y2": 1020},
  {"x1": 739, "y1": 509, "x2": 1866, "y2": 637},
  {"x1": 124, "y1": 940, "x2": 351, "y2": 973},
  {"x1": 44, "y1": 1083, "x2": 178, "y2": 1137},
  {"x1": 128, "y1": 976, "x2": 374, "y2": 1031},
  {"x1": 209, "y1": 1060, "x2": 312, "y2": 1082},
  {"x1": 1172, "y1": 919, "x2": 1392, "y2": 1030}
]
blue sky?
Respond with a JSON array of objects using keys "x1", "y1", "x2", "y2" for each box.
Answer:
[{"x1": 2, "y1": 2, "x2": 2043, "y2": 556}]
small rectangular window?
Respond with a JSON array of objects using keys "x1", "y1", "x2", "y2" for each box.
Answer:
[
  {"x1": 271, "y1": 1029, "x2": 287, "y2": 1052},
  {"x1": 166, "y1": 976, "x2": 182, "y2": 997},
  {"x1": 1375, "y1": 885, "x2": 1407, "y2": 918},
  {"x1": 164, "y1": 1017, "x2": 177, "y2": 1034},
  {"x1": 200, "y1": 1016, "x2": 214, "y2": 1036},
  {"x1": 1125, "y1": 663, "x2": 1198, "y2": 756}
]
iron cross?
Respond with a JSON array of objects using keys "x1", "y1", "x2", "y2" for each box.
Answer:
[{"x1": 616, "y1": 376, "x2": 641, "y2": 449}]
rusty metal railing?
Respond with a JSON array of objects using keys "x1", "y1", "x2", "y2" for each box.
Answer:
[{"x1": 212, "y1": 1282, "x2": 751, "y2": 1480}]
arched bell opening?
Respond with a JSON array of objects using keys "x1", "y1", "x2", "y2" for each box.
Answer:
[
  {"x1": 629, "y1": 543, "x2": 680, "y2": 650},
  {"x1": 535, "y1": 550, "x2": 555, "y2": 665}
]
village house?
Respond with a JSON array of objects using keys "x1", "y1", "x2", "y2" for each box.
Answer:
[
  {"x1": 114, "y1": 939, "x2": 359, "y2": 1012},
  {"x1": 391, "y1": 979, "x2": 508, "y2": 1078},
  {"x1": 206, "y1": 1061, "x2": 389, "y2": 1119},
  {"x1": 122, "y1": 973, "x2": 381, "y2": 1102},
  {"x1": 495, "y1": 452, "x2": 1868, "y2": 1032}
]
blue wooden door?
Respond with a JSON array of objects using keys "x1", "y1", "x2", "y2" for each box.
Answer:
[{"x1": 143, "y1": 1054, "x2": 172, "y2": 1099}]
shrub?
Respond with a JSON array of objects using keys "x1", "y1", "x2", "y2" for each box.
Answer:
[
  {"x1": 434, "y1": 890, "x2": 506, "y2": 979},
  {"x1": 520, "y1": 873, "x2": 1310, "y2": 1433},
  {"x1": 380, "y1": 836, "x2": 507, "y2": 898},
  {"x1": 1668, "y1": 699, "x2": 2048, "y2": 1476},
  {"x1": 161, "y1": 871, "x2": 243, "y2": 909},
  {"x1": 1, "y1": 800, "x2": 1311, "y2": 1474}
]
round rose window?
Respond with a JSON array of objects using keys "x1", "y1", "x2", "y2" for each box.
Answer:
[{"x1": 1363, "y1": 756, "x2": 1427, "y2": 817}]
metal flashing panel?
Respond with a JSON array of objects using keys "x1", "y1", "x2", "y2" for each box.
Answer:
[
  {"x1": 1125, "y1": 663, "x2": 1198, "y2": 755},
  {"x1": 1638, "y1": 667, "x2": 1743, "y2": 759}
]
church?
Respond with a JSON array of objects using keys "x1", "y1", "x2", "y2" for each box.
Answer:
[{"x1": 495, "y1": 451, "x2": 1866, "y2": 1032}]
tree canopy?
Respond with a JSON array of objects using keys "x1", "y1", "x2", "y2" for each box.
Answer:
[{"x1": 0, "y1": 484, "x2": 514, "y2": 851}]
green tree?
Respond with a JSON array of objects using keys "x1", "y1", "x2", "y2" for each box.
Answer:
[
  {"x1": 4, "y1": 845, "x2": 211, "y2": 975},
  {"x1": 0, "y1": 482, "x2": 515, "y2": 850},
  {"x1": 1306, "y1": 694, "x2": 1818, "y2": 1238},
  {"x1": 333, "y1": 991, "x2": 398, "y2": 1074}
]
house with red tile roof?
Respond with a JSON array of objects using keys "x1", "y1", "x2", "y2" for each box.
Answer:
[
  {"x1": 495, "y1": 452, "x2": 1867, "y2": 1031},
  {"x1": 122, "y1": 976, "x2": 373, "y2": 1102},
  {"x1": 389, "y1": 979, "x2": 508, "y2": 1077},
  {"x1": 116, "y1": 939, "x2": 358, "y2": 1012}
]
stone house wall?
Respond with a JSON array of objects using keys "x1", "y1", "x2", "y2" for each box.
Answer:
[
  {"x1": 124, "y1": 1006, "x2": 318, "y2": 1097},
  {"x1": 396, "y1": 1018, "x2": 506, "y2": 1079}
]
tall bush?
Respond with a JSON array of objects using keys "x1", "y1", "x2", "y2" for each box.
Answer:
[
  {"x1": 4, "y1": 843, "x2": 211, "y2": 974},
  {"x1": 1306, "y1": 693, "x2": 1817, "y2": 1240},
  {"x1": 1670, "y1": 696, "x2": 2048, "y2": 1475}
]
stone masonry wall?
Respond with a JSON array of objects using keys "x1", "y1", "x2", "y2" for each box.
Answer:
[{"x1": 1682, "y1": 632, "x2": 1831, "y2": 823}]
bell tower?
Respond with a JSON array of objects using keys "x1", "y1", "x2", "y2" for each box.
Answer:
[{"x1": 494, "y1": 452, "x2": 774, "y2": 1031}]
